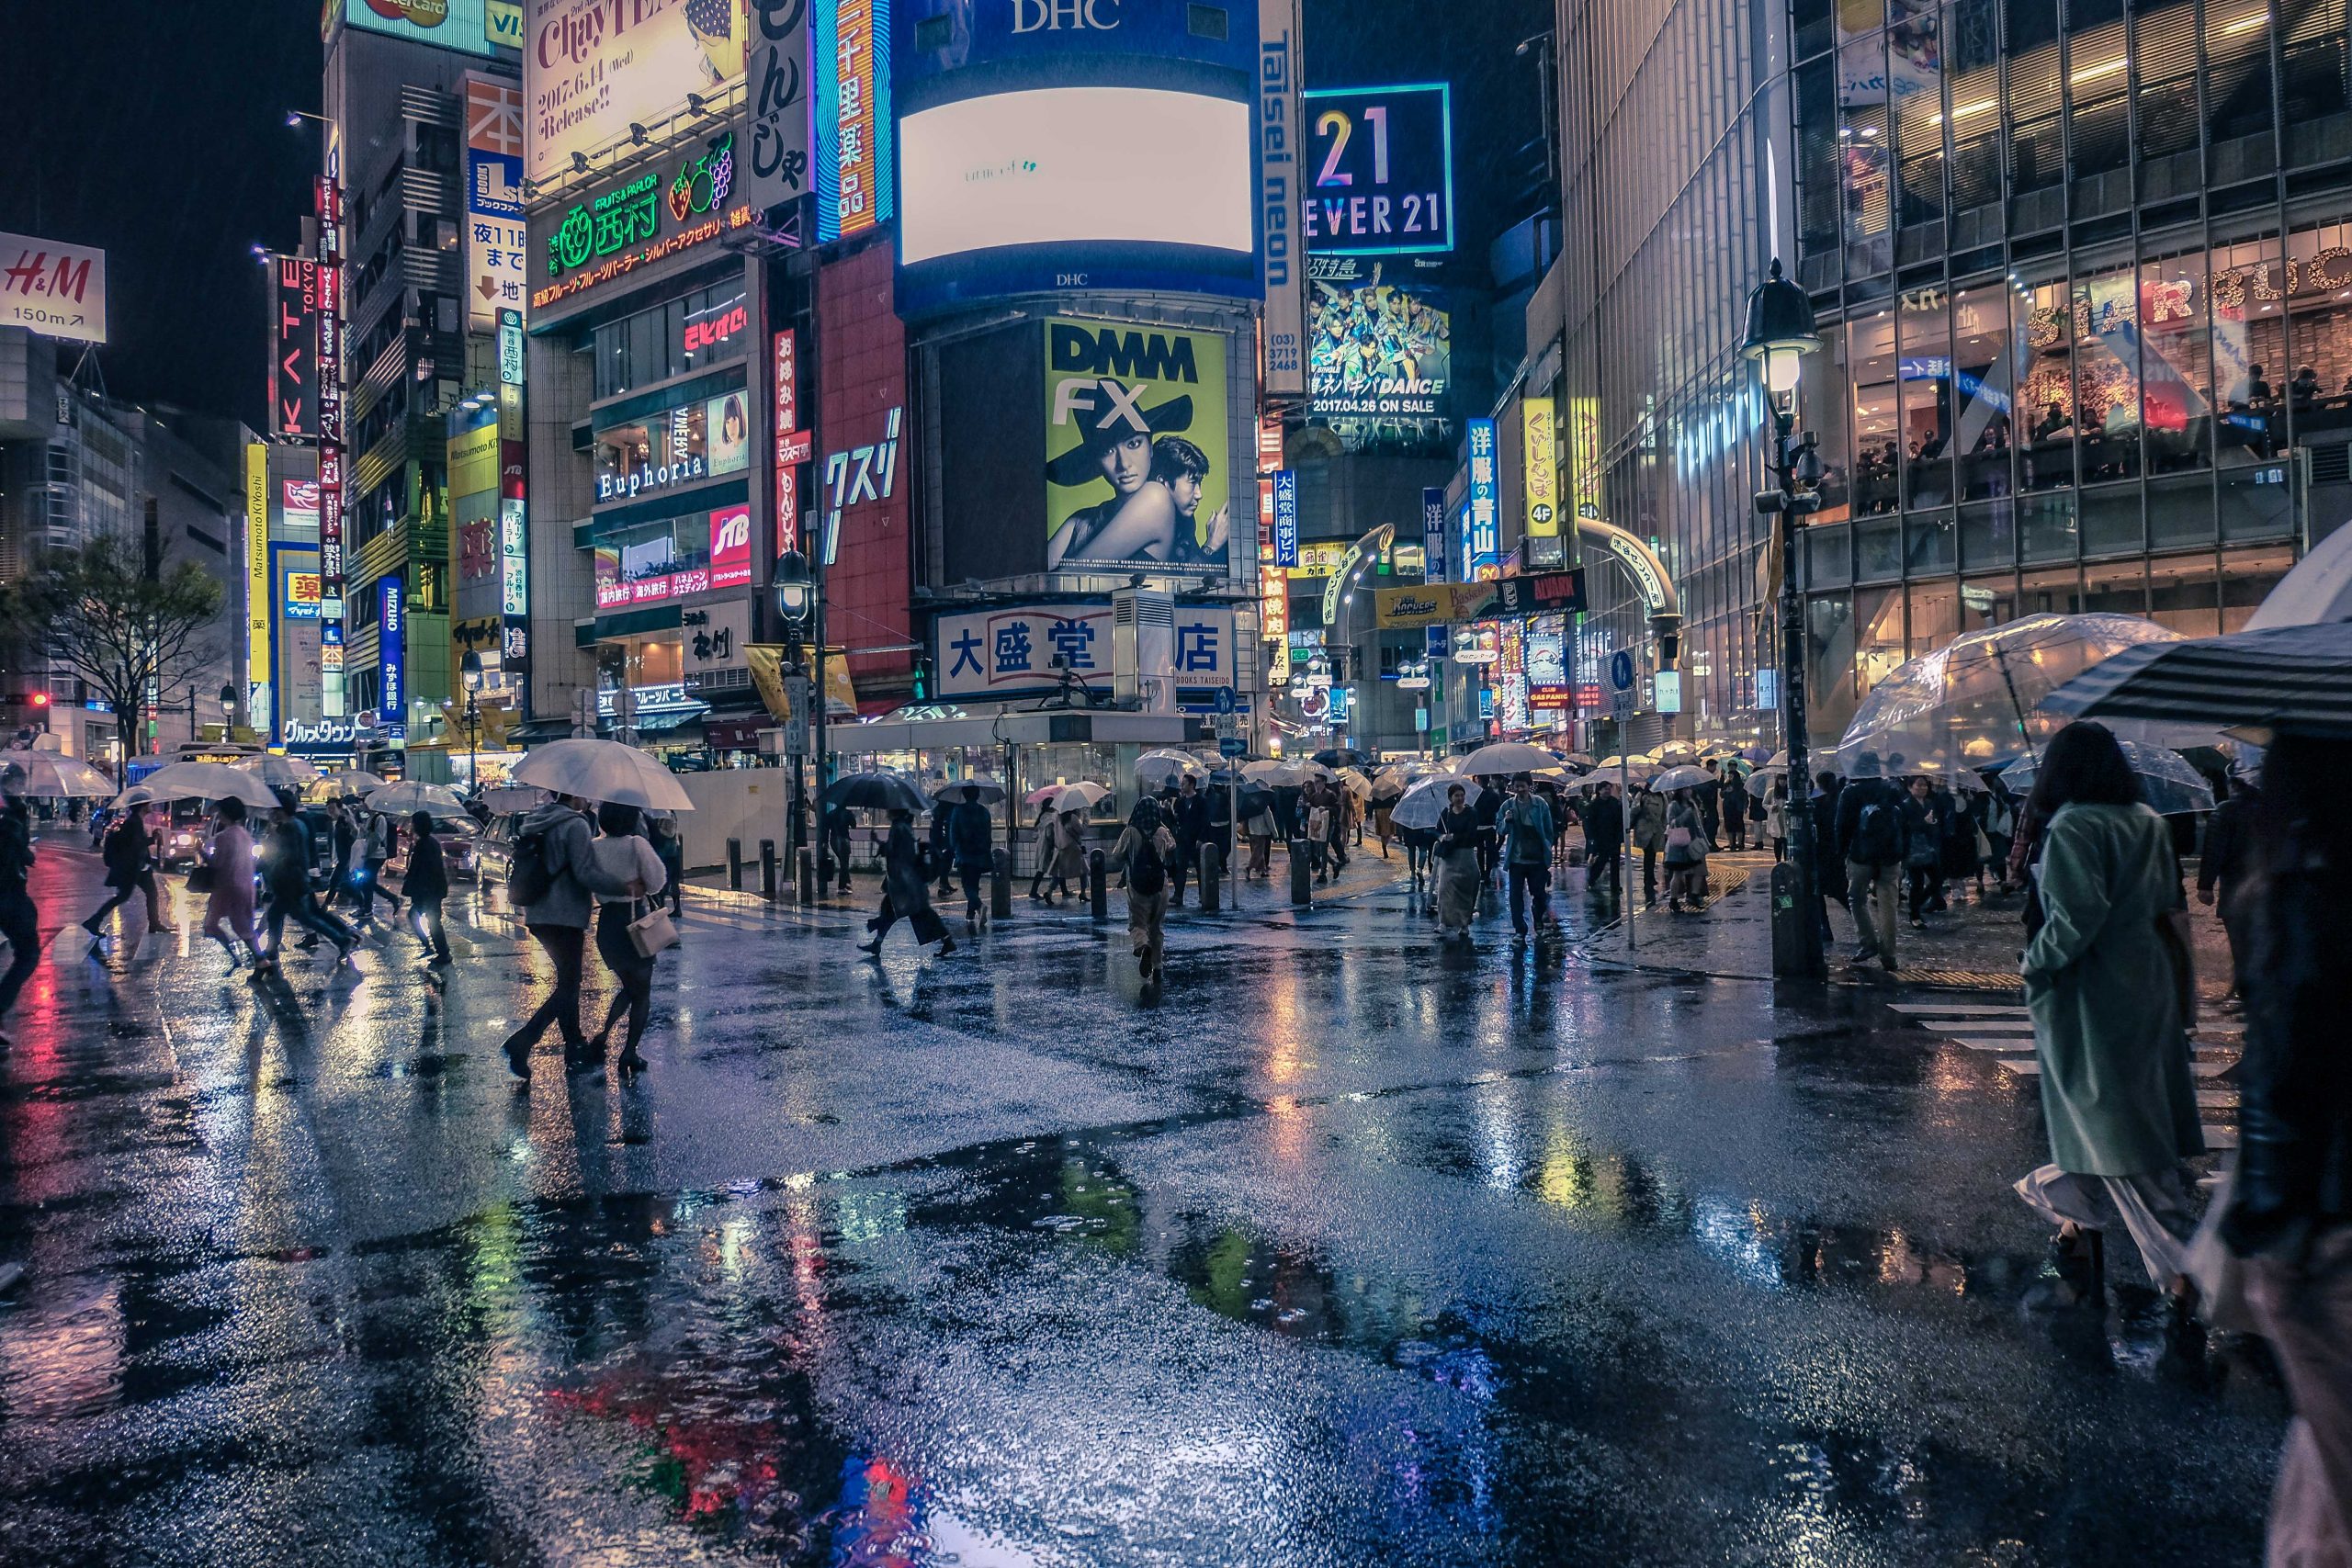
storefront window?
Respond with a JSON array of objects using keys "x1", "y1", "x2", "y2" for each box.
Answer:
[
  {"x1": 2211, "y1": 227, "x2": 2289, "y2": 467},
  {"x1": 1856, "y1": 516, "x2": 1903, "y2": 581},
  {"x1": 2080, "y1": 483, "x2": 2142, "y2": 558},
  {"x1": 592, "y1": 278, "x2": 753, "y2": 400},
  {"x1": 2083, "y1": 558, "x2": 2147, "y2": 617},
  {"x1": 2073, "y1": 254, "x2": 2141, "y2": 482},
  {"x1": 2220, "y1": 545, "x2": 2296, "y2": 631},
  {"x1": 2283, "y1": 216, "x2": 2352, "y2": 446},
  {"x1": 2016, "y1": 273, "x2": 2075, "y2": 491},
  {"x1": 1952, "y1": 284, "x2": 2014, "y2": 499},
  {"x1": 2141, "y1": 243, "x2": 2211, "y2": 473},
  {"x1": 2018, "y1": 491, "x2": 2078, "y2": 562},
  {"x1": 1905, "y1": 509, "x2": 1955, "y2": 574},
  {"x1": 2219, "y1": 458, "x2": 2297, "y2": 541},
  {"x1": 1854, "y1": 584, "x2": 1906, "y2": 698},
  {"x1": 592, "y1": 389, "x2": 752, "y2": 505},
  {"x1": 1898, "y1": 284, "x2": 1952, "y2": 505},
  {"x1": 1849, "y1": 313, "x2": 1900, "y2": 514},
  {"x1": 2148, "y1": 551, "x2": 2221, "y2": 636},
  {"x1": 1958, "y1": 573, "x2": 2015, "y2": 634},
  {"x1": 1958, "y1": 498, "x2": 2015, "y2": 569},
  {"x1": 1807, "y1": 592, "x2": 1859, "y2": 743},
  {"x1": 2018, "y1": 564, "x2": 2083, "y2": 615},
  {"x1": 1840, "y1": 38, "x2": 1894, "y2": 275},
  {"x1": 1801, "y1": 321, "x2": 1855, "y2": 522},
  {"x1": 2148, "y1": 472, "x2": 2217, "y2": 551},
  {"x1": 1890, "y1": 6, "x2": 1943, "y2": 229},
  {"x1": 1907, "y1": 579, "x2": 1958, "y2": 654},
  {"x1": 1807, "y1": 523, "x2": 1852, "y2": 587}
]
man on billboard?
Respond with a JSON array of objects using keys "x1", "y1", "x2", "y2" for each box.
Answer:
[{"x1": 1045, "y1": 320, "x2": 1229, "y2": 569}]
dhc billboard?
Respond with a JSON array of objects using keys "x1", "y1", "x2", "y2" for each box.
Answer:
[{"x1": 893, "y1": 0, "x2": 1262, "y2": 316}]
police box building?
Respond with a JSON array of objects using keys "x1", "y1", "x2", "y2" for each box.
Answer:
[{"x1": 839, "y1": 0, "x2": 1267, "y2": 782}]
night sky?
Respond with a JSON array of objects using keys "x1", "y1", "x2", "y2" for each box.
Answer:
[{"x1": 0, "y1": 0, "x2": 1544, "y2": 433}]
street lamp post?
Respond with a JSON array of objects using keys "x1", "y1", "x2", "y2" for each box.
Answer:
[
  {"x1": 460, "y1": 650, "x2": 483, "y2": 795},
  {"x1": 774, "y1": 550, "x2": 816, "y2": 886},
  {"x1": 1742, "y1": 257, "x2": 1826, "y2": 980},
  {"x1": 219, "y1": 683, "x2": 238, "y2": 745}
]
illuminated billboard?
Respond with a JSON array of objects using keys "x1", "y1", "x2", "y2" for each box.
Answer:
[
  {"x1": 816, "y1": 0, "x2": 892, "y2": 240},
  {"x1": 463, "y1": 77, "x2": 528, "y2": 331},
  {"x1": 592, "y1": 388, "x2": 752, "y2": 502},
  {"x1": 1044, "y1": 318, "x2": 1230, "y2": 570},
  {"x1": 1302, "y1": 83, "x2": 1453, "y2": 255},
  {"x1": 2, "y1": 231, "x2": 107, "y2": 345},
  {"x1": 271, "y1": 256, "x2": 322, "y2": 437},
  {"x1": 1306, "y1": 255, "x2": 1449, "y2": 450},
  {"x1": 523, "y1": 0, "x2": 746, "y2": 184},
  {"x1": 893, "y1": 0, "x2": 1260, "y2": 315},
  {"x1": 334, "y1": 0, "x2": 498, "y2": 55}
]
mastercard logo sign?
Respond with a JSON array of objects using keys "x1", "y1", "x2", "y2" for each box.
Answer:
[{"x1": 366, "y1": 0, "x2": 450, "y2": 27}]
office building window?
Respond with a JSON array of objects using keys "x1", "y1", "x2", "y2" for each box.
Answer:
[{"x1": 2017, "y1": 273, "x2": 2076, "y2": 490}]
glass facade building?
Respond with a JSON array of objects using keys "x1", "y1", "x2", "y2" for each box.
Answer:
[{"x1": 1788, "y1": 0, "x2": 2337, "y2": 742}]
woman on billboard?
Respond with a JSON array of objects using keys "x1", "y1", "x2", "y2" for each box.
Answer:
[{"x1": 1045, "y1": 392, "x2": 1228, "y2": 569}]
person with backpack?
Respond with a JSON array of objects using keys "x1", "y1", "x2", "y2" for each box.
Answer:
[
  {"x1": 0, "y1": 768, "x2": 40, "y2": 1046},
  {"x1": 500, "y1": 795, "x2": 637, "y2": 1077},
  {"x1": 351, "y1": 808, "x2": 402, "y2": 927},
  {"x1": 948, "y1": 784, "x2": 995, "y2": 932},
  {"x1": 1837, "y1": 756, "x2": 1908, "y2": 972},
  {"x1": 1111, "y1": 797, "x2": 1177, "y2": 981},
  {"x1": 401, "y1": 810, "x2": 452, "y2": 966},
  {"x1": 255, "y1": 801, "x2": 357, "y2": 976},
  {"x1": 83, "y1": 801, "x2": 162, "y2": 957},
  {"x1": 1302, "y1": 780, "x2": 1334, "y2": 884}
]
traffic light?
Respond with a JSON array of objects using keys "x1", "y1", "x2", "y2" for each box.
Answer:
[{"x1": 28, "y1": 693, "x2": 47, "y2": 708}]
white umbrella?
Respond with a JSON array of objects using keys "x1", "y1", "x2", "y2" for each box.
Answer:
[
  {"x1": 130, "y1": 761, "x2": 282, "y2": 809},
  {"x1": 1651, "y1": 764, "x2": 1711, "y2": 794},
  {"x1": 511, "y1": 739, "x2": 695, "y2": 812},
  {"x1": 367, "y1": 780, "x2": 468, "y2": 816},
  {"x1": 1331, "y1": 766, "x2": 1374, "y2": 800},
  {"x1": 1134, "y1": 748, "x2": 1210, "y2": 786},
  {"x1": 1052, "y1": 781, "x2": 1112, "y2": 813},
  {"x1": 1462, "y1": 740, "x2": 1561, "y2": 775},
  {"x1": 1391, "y1": 772, "x2": 1472, "y2": 830},
  {"x1": 243, "y1": 754, "x2": 322, "y2": 789},
  {"x1": 1, "y1": 754, "x2": 115, "y2": 798},
  {"x1": 1240, "y1": 759, "x2": 1311, "y2": 785},
  {"x1": 1654, "y1": 740, "x2": 1704, "y2": 764}
]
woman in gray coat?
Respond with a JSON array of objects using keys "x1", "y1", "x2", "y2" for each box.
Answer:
[{"x1": 2010, "y1": 722, "x2": 2203, "y2": 1293}]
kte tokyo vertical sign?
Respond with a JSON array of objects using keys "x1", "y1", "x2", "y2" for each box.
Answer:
[
  {"x1": 316, "y1": 176, "x2": 347, "y2": 644},
  {"x1": 271, "y1": 256, "x2": 321, "y2": 436},
  {"x1": 244, "y1": 446, "x2": 272, "y2": 736}
]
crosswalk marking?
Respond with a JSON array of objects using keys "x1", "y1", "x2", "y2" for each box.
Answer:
[
  {"x1": 1996, "y1": 1058, "x2": 2042, "y2": 1076},
  {"x1": 1887, "y1": 1002, "x2": 2028, "y2": 1017}
]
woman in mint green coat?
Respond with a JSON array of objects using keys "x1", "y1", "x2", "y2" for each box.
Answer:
[{"x1": 2011, "y1": 722, "x2": 2205, "y2": 1292}]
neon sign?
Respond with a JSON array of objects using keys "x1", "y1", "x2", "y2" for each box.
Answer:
[{"x1": 545, "y1": 133, "x2": 737, "y2": 284}]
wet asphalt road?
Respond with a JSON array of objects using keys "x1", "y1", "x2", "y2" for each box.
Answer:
[{"x1": 0, "y1": 834, "x2": 2285, "y2": 1565}]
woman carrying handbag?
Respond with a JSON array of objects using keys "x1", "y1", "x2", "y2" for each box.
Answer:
[{"x1": 585, "y1": 802, "x2": 670, "y2": 1076}]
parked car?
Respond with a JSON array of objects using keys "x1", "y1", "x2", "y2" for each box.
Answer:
[
  {"x1": 389, "y1": 813, "x2": 482, "y2": 883},
  {"x1": 472, "y1": 811, "x2": 524, "y2": 887}
]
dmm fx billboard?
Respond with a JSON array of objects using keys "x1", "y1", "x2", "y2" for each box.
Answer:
[
  {"x1": 523, "y1": 0, "x2": 747, "y2": 185},
  {"x1": 1302, "y1": 83, "x2": 1453, "y2": 254},
  {"x1": 934, "y1": 602, "x2": 1237, "y2": 701},
  {"x1": 0, "y1": 231, "x2": 106, "y2": 345},
  {"x1": 1044, "y1": 319, "x2": 1230, "y2": 570}
]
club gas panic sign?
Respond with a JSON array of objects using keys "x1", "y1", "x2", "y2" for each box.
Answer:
[{"x1": 1302, "y1": 83, "x2": 1454, "y2": 256}]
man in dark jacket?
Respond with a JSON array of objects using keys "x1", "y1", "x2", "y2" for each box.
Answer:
[
  {"x1": 928, "y1": 798, "x2": 956, "y2": 896},
  {"x1": 1168, "y1": 775, "x2": 1211, "y2": 908},
  {"x1": 1835, "y1": 760, "x2": 1907, "y2": 971},
  {"x1": 401, "y1": 810, "x2": 453, "y2": 964},
  {"x1": 501, "y1": 795, "x2": 635, "y2": 1077},
  {"x1": 2199, "y1": 771, "x2": 2260, "y2": 1000},
  {"x1": 1473, "y1": 779, "x2": 1504, "y2": 886},
  {"x1": 948, "y1": 784, "x2": 995, "y2": 931},
  {"x1": 1721, "y1": 764, "x2": 1749, "y2": 851},
  {"x1": 83, "y1": 802, "x2": 162, "y2": 955},
  {"x1": 0, "y1": 771, "x2": 39, "y2": 1046},
  {"x1": 1582, "y1": 780, "x2": 1624, "y2": 897},
  {"x1": 258, "y1": 803, "x2": 359, "y2": 969},
  {"x1": 1695, "y1": 761, "x2": 1723, "y2": 849}
]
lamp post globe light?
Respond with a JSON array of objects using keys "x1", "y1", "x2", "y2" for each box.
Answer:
[
  {"x1": 773, "y1": 548, "x2": 817, "y2": 871},
  {"x1": 1741, "y1": 256, "x2": 1826, "y2": 980},
  {"x1": 459, "y1": 649, "x2": 484, "y2": 795}
]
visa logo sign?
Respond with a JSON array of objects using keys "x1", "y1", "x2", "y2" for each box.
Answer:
[{"x1": 486, "y1": 0, "x2": 523, "y2": 48}]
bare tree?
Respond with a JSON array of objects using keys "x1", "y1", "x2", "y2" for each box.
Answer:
[{"x1": 0, "y1": 534, "x2": 227, "y2": 761}]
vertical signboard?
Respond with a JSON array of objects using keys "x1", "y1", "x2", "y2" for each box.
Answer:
[
  {"x1": 816, "y1": 0, "x2": 891, "y2": 242},
  {"x1": 463, "y1": 77, "x2": 527, "y2": 332},
  {"x1": 316, "y1": 175, "x2": 345, "y2": 645},
  {"x1": 1568, "y1": 394, "x2": 1602, "y2": 522},
  {"x1": 271, "y1": 257, "x2": 320, "y2": 437},
  {"x1": 379, "y1": 576, "x2": 406, "y2": 722},
  {"x1": 1464, "y1": 417, "x2": 1499, "y2": 578},
  {"x1": 1271, "y1": 468, "x2": 1299, "y2": 568},
  {"x1": 774, "y1": 327, "x2": 808, "y2": 558},
  {"x1": 743, "y1": 0, "x2": 811, "y2": 216},
  {"x1": 1257, "y1": 0, "x2": 1306, "y2": 400},
  {"x1": 244, "y1": 446, "x2": 272, "y2": 736},
  {"x1": 498, "y1": 308, "x2": 529, "y2": 679},
  {"x1": 1521, "y1": 395, "x2": 1561, "y2": 567},
  {"x1": 1420, "y1": 485, "x2": 1447, "y2": 582}
]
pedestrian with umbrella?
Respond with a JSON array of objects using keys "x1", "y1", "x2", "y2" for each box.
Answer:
[
  {"x1": 928, "y1": 791, "x2": 957, "y2": 898},
  {"x1": 948, "y1": 784, "x2": 995, "y2": 931},
  {"x1": 401, "y1": 809, "x2": 453, "y2": 966},
  {"x1": 2010, "y1": 721, "x2": 2204, "y2": 1303},
  {"x1": 0, "y1": 766, "x2": 41, "y2": 1046},
  {"x1": 356, "y1": 802, "x2": 404, "y2": 928},
  {"x1": 1048, "y1": 805, "x2": 1089, "y2": 903},
  {"x1": 1110, "y1": 797, "x2": 1177, "y2": 981},
  {"x1": 1473, "y1": 776, "x2": 1505, "y2": 887},
  {"x1": 1836, "y1": 754, "x2": 1909, "y2": 972},
  {"x1": 1240, "y1": 780, "x2": 1277, "y2": 879},
  {"x1": 1662, "y1": 785, "x2": 1709, "y2": 913},
  {"x1": 256, "y1": 797, "x2": 358, "y2": 976},
  {"x1": 1167, "y1": 773, "x2": 1211, "y2": 908},
  {"x1": 1583, "y1": 778, "x2": 1624, "y2": 898},
  {"x1": 1496, "y1": 773, "x2": 1556, "y2": 937},
  {"x1": 498, "y1": 780, "x2": 647, "y2": 1077},
  {"x1": 1721, "y1": 760, "x2": 1748, "y2": 851},
  {"x1": 1025, "y1": 796, "x2": 1057, "y2": 901},
  {"x1": 1432, "y1": 783, "x2": 1483, "y2": 939},
  {"x1": 585, "y1": 802, "x2": 669, "y2": 1073},
  {"x1": 649, "y1": 815, "x2": 686, "y2": 918},
  {"x1": 2198, "y1": 763, "x2": 2260, "y2": 1002},
  {"x1": 197, "y1": 797, "x2": 266, "y2": 971},
  {"x1": 860, "y1": 807, "x2": 956, "y2": 957}
]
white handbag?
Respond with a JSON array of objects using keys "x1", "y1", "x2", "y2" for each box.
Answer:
[{"x1": 627, "y1": 898, "x2": 678, "y2": 957}]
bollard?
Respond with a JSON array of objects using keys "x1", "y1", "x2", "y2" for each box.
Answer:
[
  {"x1": 797, "y1": 847, "x2": 815, "y2": 906},
  {"x1": 1288, "y1": 839, "x2": 1312, "y2": 907},
  {"x1": 1089, "y1": 849, "x2": 1107, "y2": 921},
  {"x1": 759, "y1": 839, "x2": 777, "y2": 901},
  {"x1": 990, "y1": 847, "x2": 1012, "y2": 919},
  {"x1": 727, "y1": 838, "x2": 743, "y2": 891},
  {"x1": 1196, "y1": 842, "x2": 1221, "y2": 913}
]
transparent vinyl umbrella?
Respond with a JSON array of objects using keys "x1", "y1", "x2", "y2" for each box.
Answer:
[
  {"x1": 2002, "y1": 741, "x2": 2217, "y2": 816},
  {"x1": 1837, "y1": 613, "x2": 2190, "y2": 773}
]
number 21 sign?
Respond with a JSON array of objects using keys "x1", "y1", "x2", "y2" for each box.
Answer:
[{"x1": 1302, "y1": 83, "x2": 1454, "y2": 256}]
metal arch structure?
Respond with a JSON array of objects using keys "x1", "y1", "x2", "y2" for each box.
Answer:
[{"x1": 1574, "y1": 514, "x2": 1683, "y2": 667}]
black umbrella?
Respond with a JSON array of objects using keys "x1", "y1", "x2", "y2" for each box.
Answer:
[
  {"x1": 1311, "y1": 748, "x2": 1368, "y2": 768},
  {"x1": 2043, "y1": 621, "x2": 2352, "y2": 739},
  {"x1": 823, "y1": 772, "x2": 930, "y2": 813}
]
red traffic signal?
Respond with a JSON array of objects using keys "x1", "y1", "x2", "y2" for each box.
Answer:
[{"x1": 27, "y1": 693, "x2": 48, "y2": 707}]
